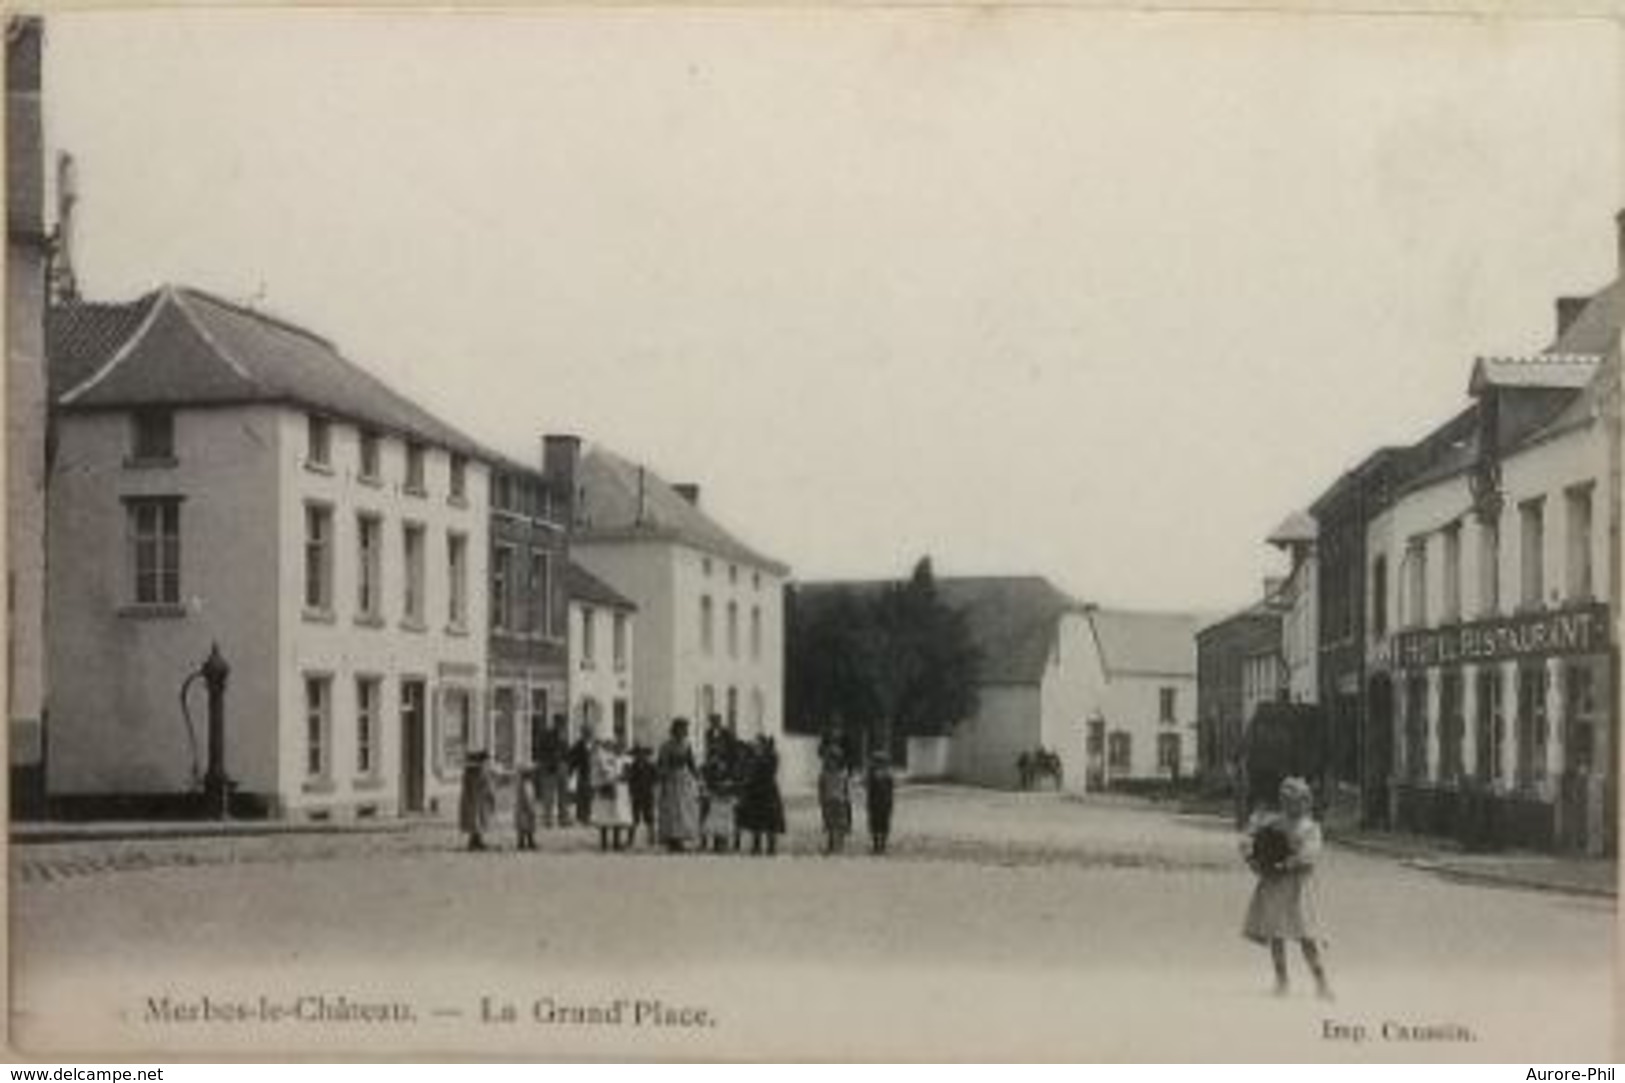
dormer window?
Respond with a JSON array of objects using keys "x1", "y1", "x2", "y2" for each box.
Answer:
[
  {"x1": 306, "y1": 414, "x2": 332, "y2": 470},
  {"x1": 129, "y1": 409, "x2": 175, "y2": 464}
]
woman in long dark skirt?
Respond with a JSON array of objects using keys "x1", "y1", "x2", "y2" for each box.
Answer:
[
  {"x1": 739, "y1": 734, "x2": 786, "y2": 856},
  {"x1": 656, "y1": 718, "x2": 702, "y2": 852}
]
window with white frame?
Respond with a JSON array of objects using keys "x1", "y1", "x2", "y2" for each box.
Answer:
[
  {"x1": 750, "y1": 605, "x2": 762, "y2": 660},
  {"x1": 305, "y1": 675, "x2": 331, "y2": 779},
  {"x1": 356, "y1": 676, "x2": 379, "y2": 776},
  {"x1": 491, "y1": 544, "x2": 513, "y2": 632},
  {"x1": 306, "y1": 414, "x2": 332, "y2": 469},
  {"x1": 304, "y1": 503, "x2": 334, "y2": 614},
  {"x1": 357, "y1": 513, "x2": 383, "y2": 621},
  {"x1": 700, "y1": 595, "x2": 714, "y2": 654},
  {"x1": 127, "y1": 497, "x2": 181, "y2": 606},
  {"x1": 613, "y1": 611, "x2": 628, "y2": 671},
  {"x1": 1519, "y1": 498, "x2": 1545, "y2": 608},
  {"x1": 449, "y1": 453, "x2": 467, "y2": 502},
  {"x1": 405, "y1": 441, "x2": 426, "y2": 495},
  {"x1": 1566, "y1": 484, "x2": 1594, "y2": 601},
  {"x1": 447, "y1": 532, "x2": 468, "y2": 629},
  {"x1": 402, "y1": 522, "x2": 426, "y2": 625},
  {"x1": 530, "y1": 551, "x2": 552, "y2": 637},
  {"x1": 1405, "y1": 537, "x2": 1428, "y2": 628},
  {"x1": 1479, "y1": 518, "x2": 1500, "y2": 617},
  {"x1": 581, "y1": 605, "x2": 597, "y2": 667},
  {"x1": 727, "y1": 600, "x2": 739, "y2": 658},
  {"x1": 1159, "y1": 686, "x2": 1177, "y2": 724},
  {"x1": 358, "y1": 429, "x2": 381, "y2": 481},
  {"x1": 1442, "y1": 523, "x2": 1461, "y2": 623}
]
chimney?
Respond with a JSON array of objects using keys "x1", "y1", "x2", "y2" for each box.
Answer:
[
  {"x1": 540, "y1": 433, "x2": 581, "y2": 525},
  {"x1": 1556, "y1": 296, "x2": 1588, "y2": 339},
  {"x1": 673, "y1": 483, "x2": 701, "y2": 506},
  {"x1": 49, "y1": 151, "x2": 79, "y2": 305},
  {"x1": 1263, "y1": 576, "x2": 1285, "y2": 604}
]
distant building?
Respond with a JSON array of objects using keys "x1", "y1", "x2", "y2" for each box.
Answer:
[
  {"x1": 485, "y1": 443, "x2": 574, "y2": 772},
  {"x1": 1196, "y1": 600, "x2": 1282, "y2": 789},
  {"x1": 940, "y1": 578, "x2": 1094, "y2": 788},
  {"x1": 1082, "y1": 607, "x2": 1203, "y2": 784},
  {"x1": 569, "y1": 444, "x2": 789, "y2": 750},
  {"x1": 566, "y1": 561, "x2": 637, "y2": 746},
  {"x1": 7, "y1": 18, "x2": 48, "y2": 816},
  {"x1": 46, "y1": 286, "x2": 492, "y2": 819}
]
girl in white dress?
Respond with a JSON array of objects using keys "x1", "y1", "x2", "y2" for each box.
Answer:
[{"x1": 1241, "y1": 776, "x2": 1332, "y2": 999}]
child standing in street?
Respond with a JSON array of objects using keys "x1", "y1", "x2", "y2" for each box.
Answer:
[
  {"x1": 818, "y1": 738, "x2": 852, "y2": 855},
  {"x1": 865, "y1": 750, "x2": 895, "y2": 855},
  {"x1": 1241, "y1": 776, "x2": 1332, "y2": 999},
  {"x1": 513, "y1": 762, "x2": 538, "y2": 852}
]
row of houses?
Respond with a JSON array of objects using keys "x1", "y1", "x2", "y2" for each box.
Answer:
[
  {"x1": 5, "y1": 20, "x2": 792, "y2": 820},
  {"x1": 792, "y1": 576, "x2": 1206, "y2": 791},
  {"x1": 33, "y1": 278, "x2": 790, "y2": 821},
  {"x1": 1199, "y1": 213, "x2": 1622, "y2": 856}
]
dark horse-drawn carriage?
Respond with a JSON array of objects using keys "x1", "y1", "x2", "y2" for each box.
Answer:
[
  {"x1": 1016, "y1": 747, "x2": 1064, "y2": 790},
  {"x1": 1237, "y1": 701, "x2": 1326, "y2": 825}
]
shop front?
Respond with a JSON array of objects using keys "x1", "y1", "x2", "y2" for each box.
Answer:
[{"x1": 1386, "y1": 602, "x2": 1615, "y2": 854}]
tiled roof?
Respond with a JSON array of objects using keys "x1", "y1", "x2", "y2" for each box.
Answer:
[
  {"x1": 573, "y1": 445, "x2": 789, "y2": 576},
  {"x1": 47, "y1": 286, "x2": 491, "y2": 459},
  {"x1": 566, "y1": 561, "x2": 636, "y2": 611},
  {"x1": 796, "y1": 575, "x2": 1086, "y2": 685},
  {"x1": 1085, "y1": 607, "x2": 1202, "y2": 679}
]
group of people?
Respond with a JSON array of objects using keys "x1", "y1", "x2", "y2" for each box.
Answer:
[
  {"x1": 456, "y1": 714, "x2": 790, "y2": 856},
  {"x1": 815, "y1": 733, "x2": 894, "y2": 855}
]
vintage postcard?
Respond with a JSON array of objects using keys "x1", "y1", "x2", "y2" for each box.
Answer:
[{"x1": 4, "y1": 3, "x2": 1622, "y2": 1062}]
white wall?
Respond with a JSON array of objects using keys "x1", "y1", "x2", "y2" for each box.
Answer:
[
  {"x1": 274, "y1": 411, "x2": 489, "y2": 818},
  {"x1": 1100, "y1": 673, "x2": 1199, "y2": 780},
  {"x1": 1038, "y1": 612, "x2": 1094, "y2": 791},
  {"x1": 950, "y1": 684, "x2": 1041, "y2": 788},
  {"x1": 906, "y1": 736, "x2": 951, "y2": 779},
  {"x1": 568, "y1": 598, "x2": 637, "y2": 744},
  {"x1": 571, "y1": 539, "x2": 676, "y2": 738},
  {"x1": 669, "y1": 545, "x2": 786, "y2": 742},
  {"x1": 47, "y1": 406, "x2": 284, "y2": 798}
]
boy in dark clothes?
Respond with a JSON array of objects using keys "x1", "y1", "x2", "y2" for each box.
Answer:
[
  {"x1": 627, "y1": 744, "x2": 658, "y2": 846},
  {"x1": 866, "y1": 751, "x2": 895, "y2": 855}
]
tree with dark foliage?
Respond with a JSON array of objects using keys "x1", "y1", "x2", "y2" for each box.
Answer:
[{"x1": 786, "y1": 558, "x2": 980, "y2": 759}]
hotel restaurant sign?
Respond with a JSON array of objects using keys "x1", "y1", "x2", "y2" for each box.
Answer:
[{"x1": 1382, "y1": 603, "x2": 1612, "y2": 671}]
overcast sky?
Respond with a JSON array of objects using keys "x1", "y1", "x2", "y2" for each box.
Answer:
[{"x1": 42, "y1": 9, "x2": 1624, "y2": 611}]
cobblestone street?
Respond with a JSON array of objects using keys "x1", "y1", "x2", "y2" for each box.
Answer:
[{"x1": 11, "y1": 787, "x2": 1616, "y2": 1060}]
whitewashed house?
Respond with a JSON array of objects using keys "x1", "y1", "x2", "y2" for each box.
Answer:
[
  {"x1": 566, "y1": 560, "x2": 637, "y2": 746},
  {"x1": 568, "y1": 444, "x2": 790, "y2": 751},
  {"x1": 1079, "y1": 607, "x2": 1204, "y2": 785},
  {"x1": 46, "y1": 285, "x2": 491, "y2": 820}
]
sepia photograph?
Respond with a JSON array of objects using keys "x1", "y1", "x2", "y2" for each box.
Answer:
[{"x1": 4, "y1": 4, "x2": 1622, "y2": 1062}]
